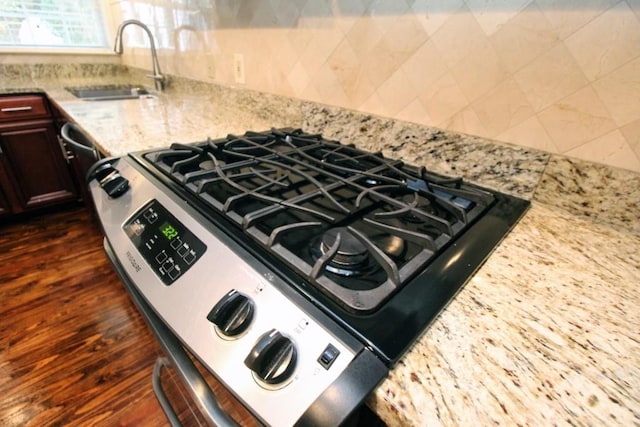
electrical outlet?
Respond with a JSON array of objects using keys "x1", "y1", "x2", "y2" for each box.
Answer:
[{"x1": 234, "y1": 53, "x2": 245, "y2": 84}]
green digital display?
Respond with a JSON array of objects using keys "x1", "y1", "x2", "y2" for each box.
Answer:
[{"x1": 160, "y1": 222, "x2": 178, "y2": 240}]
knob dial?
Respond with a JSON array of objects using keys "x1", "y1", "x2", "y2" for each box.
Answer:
[
  {"x1": 207, "y1": 290, "x2": 254, "y2": 338},
  {"x1": 244, "y1": 329, "x2": 297, "y2": 386},
  {"x1": 92, "y1": 163, "x2": 129, "y2": 198}
]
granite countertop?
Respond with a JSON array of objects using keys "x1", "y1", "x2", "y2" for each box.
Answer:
[
  {"x1": 3, "y1": 64, "x2": 639, "y2": 426},
  {"x1": 0, "y1": 66, "x2": 303, "y2": 155}
]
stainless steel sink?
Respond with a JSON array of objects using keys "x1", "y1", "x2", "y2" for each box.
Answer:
[{"x1": 65, "y1": 84, "x2": 155, "y2": 101}]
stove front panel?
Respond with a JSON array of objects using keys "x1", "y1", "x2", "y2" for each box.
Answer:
[{"x1": 90, "y1": 157, "x2": 372, "y2": 427}]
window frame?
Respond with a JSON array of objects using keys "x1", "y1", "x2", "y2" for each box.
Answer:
[{"x1": 0, "y1": 0, "x2": 117, "y2": 55}]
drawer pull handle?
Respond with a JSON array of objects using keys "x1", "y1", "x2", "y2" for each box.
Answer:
[{"x1": 1, "y1": 106, "x2": 33, "y2": 112}]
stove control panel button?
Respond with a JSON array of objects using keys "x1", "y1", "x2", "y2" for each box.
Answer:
[
  {"x1": 123, "y1": 199, "x2": 206, "y2": 286},
  {"x1": 245, "y1": 329, "x2": 297, "y2": 387},
  {"x1": 317, "y1": 343, "x2": 340, "y2": 370},
  {"x1": 207, "y1": 290, "x2": 254, "y2": 338}
]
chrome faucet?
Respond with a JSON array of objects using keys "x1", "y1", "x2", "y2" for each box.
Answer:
[{"x1": 114, "y1": 19, "x2": 166, "y2": 91}]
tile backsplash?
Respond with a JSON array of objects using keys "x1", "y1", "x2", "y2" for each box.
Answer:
[{"x1": 110, "y1": 0, "x2": 640, "y2": 172}]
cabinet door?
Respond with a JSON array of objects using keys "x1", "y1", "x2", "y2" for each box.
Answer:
[
  {"x1": 0, "y1": 120, "x2": 77, "y2": 212},
  {"x1": 0, "y1": 173, "x2": 13, "y2": 216}
]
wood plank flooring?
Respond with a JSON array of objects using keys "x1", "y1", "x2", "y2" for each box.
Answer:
[{"x1": 0, "y1": 206, "x2": 256, "y2": 426}]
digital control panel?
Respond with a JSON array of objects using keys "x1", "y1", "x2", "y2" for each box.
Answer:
[{"x1": 124, "y1": 199, "x2": 206, "y2": 285}]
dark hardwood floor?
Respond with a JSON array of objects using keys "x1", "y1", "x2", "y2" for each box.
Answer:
[{"x1": 0, "y1": 206, "x2": 257, "y2": 426}]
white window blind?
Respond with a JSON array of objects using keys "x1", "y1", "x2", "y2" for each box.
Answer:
[{"x1": 0, "y1": 0, "x2": 108, "y2": 48}]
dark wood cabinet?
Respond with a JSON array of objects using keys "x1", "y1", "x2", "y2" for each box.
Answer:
[
  {"x1": 0, "y1": 94, "x2": 78, "y2": 217},
  {"x1": 0, "y1": 169, "x2": 13, "y2": 216}
]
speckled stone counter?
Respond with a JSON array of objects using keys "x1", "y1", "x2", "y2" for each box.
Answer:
[
  {"x1": 3, "y1": 64, "x2": 639, "y2": 426},
  {"x1": 1, "y1": 64, "x2": 304, "y2": 154},
  {"x1": 368, "y1": 202, "x2": 640, "y2": 426}
]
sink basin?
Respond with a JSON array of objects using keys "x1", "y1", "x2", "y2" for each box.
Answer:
[{"x1": 65, "y1": 84, "x2": 154, "y2": 101}]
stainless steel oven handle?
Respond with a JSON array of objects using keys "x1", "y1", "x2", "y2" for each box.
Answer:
[
  {"x1": 152, "y1": 357, "x2": 181, "y2": 427},
  {"x1": 103, "y1": 238, "x2": 240, "y2": 427}
]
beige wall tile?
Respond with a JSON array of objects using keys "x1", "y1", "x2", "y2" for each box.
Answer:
[
  {"x1": 310, "y1": 63, "x2": 350, "y2": 107},
  {"x1": 396, "y1": 99, "x2": 433, "y2": 125},
  {"x1": 345, "y1": 16, "x2": 386, "y2": 62},
  {"x1": 411, "y1": 0, "x2": 466, "y2": 36},
  {"x1": 362, "y1": 14, "x2": 429, "y2": 87},
  {"x1": 300, "y1": 80, "x2": 322, "y2": 104},
  {"x1": 110, "y1": 0, "x2": 640, "y2": 172},
  {"x1": 538, "y1": 85, "x2": 617, "y2": 152},
  {"x1": 441, "y1": 107, "x2": 490, "y2": 137},
  {"x1": 345, "y1": 70, "x2": 377, "y2": 110},
  {"x1": 450, "y1": 40, "x2": 509, "y2": 103},
  {"x1": 592, "y1": 56, "x2": 640, "y2": 127},
  {"x1": 565, "y1": 1, "x2": 640, "y2": 81},
  {"x1": 287, "y1": 60, "x2": 310, "y2": 96},
  {"x1": 359, "y1": 91, "x2": 388, "y2": 118},
  {"x1": 327, "y1": 39, "x2": 373, "y2": 107},
  {"x1": 471, "y1": 78, "x2": 535, "y2": 137},
  {"x1": 496, "y1": 116, "x2": 558, "y2": 152},
  {"x1": 286, "y1": 27, "x2": 314, "y2": 58},
  {"x1": 489, "y1": 2, "x2": 559, "y2": 73},
  {"x1": 298, "y1": 28, "x2": 343, "y2": 81},
  {"x1": 465, "y1": 0, "x2": 533, "y2": 35},
  {"x1": 419, "y1": 73, "x2": 469, "y2": 125},
  {"x1": 620, "y1": 118, "x2": 640, "y2": 159},
  {"x1": 565, "y1": 130, "x2": 640, "y2": 172},
  {"x1": 332, "y1": 0, "x2": 369, "y2": 34},
  {"x1": 536, "y1": 0, "x2": 620, "y2": 39},
  {"x1": 267, "y1": 31, "x2": 299, "y2": 77},
  {"x1": 400, "y1": 40, "x2": 449, "y2": 93},
  {"x1": 376, "y1": 68, "x2": 418, "y2": 116},
  {"x1": 514, "y1": 44, "x2": 589, "y2": 111},
  {"x1": 214, "y1": 52, "x2": 233, "y2": 85},
  {"x1": 430, "y1": 5, "x2": 488, "y2": 68}
]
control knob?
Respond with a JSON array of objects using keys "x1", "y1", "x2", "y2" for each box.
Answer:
[
  {"x1": 91, "y1": 161, "x2": 129, "y2": 198},
  {"x1": 207, "y1": 290, "x2": 254, "y2": 338},
  {"x1": 244, "y1": 329, "x2": 297, "y2": 386}
]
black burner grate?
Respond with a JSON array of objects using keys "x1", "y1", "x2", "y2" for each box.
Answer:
[{"x1": 144, "y1": 129, "x2": 496, "y2": 313}]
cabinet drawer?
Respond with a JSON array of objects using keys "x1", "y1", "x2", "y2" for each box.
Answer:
[{"x1": 0, "y1": 95, "x2": 50, "y2": 121}]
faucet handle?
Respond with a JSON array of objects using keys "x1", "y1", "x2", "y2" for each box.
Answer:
[{"x1": 146, "y1": 73, "x2": 167, "y2": 91}]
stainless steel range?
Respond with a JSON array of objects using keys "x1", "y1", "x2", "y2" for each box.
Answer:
[{"x1": 89, "y1": 128, "x2": 529, "y2": 426}]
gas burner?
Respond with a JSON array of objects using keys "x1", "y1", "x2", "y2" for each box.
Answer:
[
  {"x1": 320, "y1": 227, "x2": 368, "y2": 276},
  {"x1": 199, "y1": 159, "x2": 216, "y2": 170},
  {"x1": 321, "y1": 227, "x2": 367, "y2": 266}
]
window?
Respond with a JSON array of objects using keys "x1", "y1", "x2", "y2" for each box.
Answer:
[{"x1": 0, "y1": 0, "x2": 109, "y2": 49}]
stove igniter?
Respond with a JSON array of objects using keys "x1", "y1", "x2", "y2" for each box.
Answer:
[
  {"x1": 206, "y1": 289, "x2": 254, "y2": 339},
  {"x1": 244, "y1": 329, "x2": 297, "y2": 389}
]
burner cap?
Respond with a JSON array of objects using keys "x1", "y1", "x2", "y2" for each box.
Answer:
[
  {"x1": 321, "y1": 227, "x2": 368, "y2": 266},
  {"x1": 199, "y1": 159, "x2": 226, "y2": 170},
  {"x1": 199, "y1": 159, "x2": 215, "y2": 170}
]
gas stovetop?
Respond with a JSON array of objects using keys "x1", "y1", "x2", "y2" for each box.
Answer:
[
  {"x1": 91, "y1": 128, "x2": 530, "y2": 426},
  {"x1": 135, "y1": 128, "x2": 530, "y2": 364}
]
